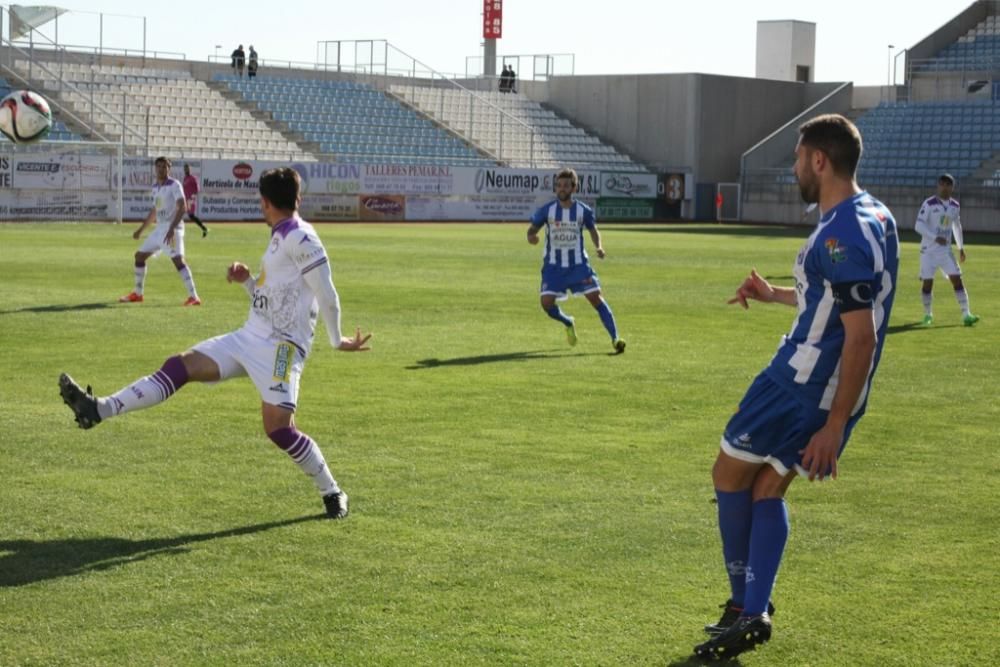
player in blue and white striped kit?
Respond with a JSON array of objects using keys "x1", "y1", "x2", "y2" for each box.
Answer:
[
  {"x1": 527, "y1": 168, "x2": 625, "y2": 353},
  {"x1": 694, "y1": 115, "x2": 899, "y2": 661}
]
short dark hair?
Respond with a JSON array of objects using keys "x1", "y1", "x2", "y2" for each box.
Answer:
[
  {"x1": 798, "y1": 114, "x2": 863, "y2": 178},
  {"x1": 259, "y1": 167, "x2": 300, "y2": 210},
  {"x1": 938, "y1": 173, "x2": 955, "y2": 186},
  {"x1": 154, "y1": 156, "x2": 171, "y2": 167},
  {"x1": 556, "y1": 167, "x2": 578, "y2": 188}
]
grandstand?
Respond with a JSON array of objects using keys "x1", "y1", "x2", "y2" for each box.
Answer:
[
  {"x1": 855, "y1": 99, "x2": 1000, "y2": 187},
  {"x1": 8, "y1": 60, "x2": 309, "y2": 160},
  {"x1": 388, "y1": 85, "x2": 643, "y2": 170},
  {"x1": 0, "y1": 1, "x2": 996, "y2": 226},
  {"x1": 919, "y1": 13, "x2": 1000, "y2": 71},
  {"x1": 740, "y1": 0, "x2": 1000, "y2": 229},
  {"x1": 214, "y1": 73, "x2": 492, "y2": 166}
]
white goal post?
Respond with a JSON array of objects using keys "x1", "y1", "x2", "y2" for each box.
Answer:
[{"x1": 0, "y1": 139, "x2": 125, "y2": 224}]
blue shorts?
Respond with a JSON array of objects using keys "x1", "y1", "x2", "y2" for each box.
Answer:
[
  {"x1": 540, "y1": 264, "x2": 601, "y2": 296},
  {"x1": 720, "y1": 372, "x2": 861, "y2": 478}
]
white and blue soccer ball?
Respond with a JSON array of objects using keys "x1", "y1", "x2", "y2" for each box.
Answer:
[{"x1": 0, "y1": 90, "x2": 53, "y2": 143}]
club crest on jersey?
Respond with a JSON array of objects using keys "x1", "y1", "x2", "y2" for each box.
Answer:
[{"x1": 825, "y1": 238, "x2": 846, "y2": 263}]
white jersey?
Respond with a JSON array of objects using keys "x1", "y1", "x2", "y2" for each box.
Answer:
[
  {"x1": 243, "y1": 215, "x2": 330, "y2": 356},
  {"x1": 915, "y1": 196, "x2": 962, "y2": 250},
  {"x1": 152, "y1": 178, "x2": 186, "y2": 229}
]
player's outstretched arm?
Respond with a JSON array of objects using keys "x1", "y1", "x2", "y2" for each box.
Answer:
[
  {"x1": 727, "y1": 269, "x2": 796, "y2": 308},
  {"x1": 300, "y1": 259, "x2": 372, "y2": 352},
  {"x1": 337, "y1": 327, "x2": 372, "y2": 352}
]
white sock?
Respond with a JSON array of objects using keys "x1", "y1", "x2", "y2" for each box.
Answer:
[
  {"x1": 134, "y1": 265, "x2": 146, "y2": 295},
  {"x1": 921, "y1": 291, "x2": 933, "y2": 316},
  {"x1": 96, "y1": 362, "x2": 186, "y2": 419},
  {"x1": 293, "y1": 439, "x2": 340, "y2": 496},
  {"x1": 955, "y1": 289, "x2": 971, "y2": 317},
  {"x1": 178, "y1": 265, "x2": 198, "y2": 298}
]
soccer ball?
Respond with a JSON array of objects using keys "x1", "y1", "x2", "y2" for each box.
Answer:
[{"x1": 0, "y1": 90, "x2": 53, "y2": 143}]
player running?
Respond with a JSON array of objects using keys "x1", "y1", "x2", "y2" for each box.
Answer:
[
  {"x1": 60, "y1": 167, "x2": 371, "y2": 519},
  {"x1": 119, "y1": 156, "x2": 201, "y2": 306},
  {"x1": 527, "y1": 168, "x2": 625, "y2": 353},
  {"x1": 182, "y1": 163, "x2": 209, "y2": 237},
  {"x1": 694, "y1": 115, "x2": 899, "y2": 661},
  {"x1": 915, "y1": 174, "x2": 979, "y2": 327}
]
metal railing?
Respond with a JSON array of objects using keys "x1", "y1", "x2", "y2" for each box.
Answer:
[
  {"x1": 739, "y1": 82, "x2": 854, "y2": 219},
  {"x1": 463, "y1": 52, "x2": 575, "y2": 80},
  {"x1": 903, "y1": 55, "x2": 999, "y2": 102},
  {"x1": 11, "y1": 41, "x2": 185, "y2": 64}
]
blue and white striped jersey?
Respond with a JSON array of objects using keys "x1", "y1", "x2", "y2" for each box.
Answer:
[
  {"x1": 764, "y1": 192, "x2": 899, "y2": 415},
  {"x1": 530, "y1": 199, "x2": 596, "y2": 269}
]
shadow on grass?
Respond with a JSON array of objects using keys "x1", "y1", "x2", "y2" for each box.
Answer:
[
  {"x1": 886, "y1": 322, "x2": 963, "y2": 335},
  {"x1": 611, "y1": 224, "x2": 809, "y2": 241},
  {"x1": 666, "y1": 656, "x2": 745, "y2": 666},
  {"x1": 0, "y1": 302, "x2": 112, "y2": 315},
  {"x1": 0, "y1": 514, "x2": 325, "y2": 587},
  {"x1": 406, "y1": 349, "x2": 606, "y2": 370}
]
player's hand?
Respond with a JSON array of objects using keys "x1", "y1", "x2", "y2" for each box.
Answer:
[
  {"x1": 132, "y1": 229, "x2": 141, "y2": 240},
  {"x1": 935, "y1": 237, "x2": 947, "y2": 246},
  {"x1": 960, "y1": 249, "x2": 966, "y2": 263},
  {"x1": 227, "y1": 262, "x2": 251, "y2": 283},
  {"x1": 165, "y1": 228, "x2": 176, "y2": 245},
  {"x1": 527, "y1": 233, "x2": 539, "y2": 245},
  {"x1": 728, "y1": 268, "x2": 774, "y2": 309},
  {"x1": 799, "y1": 423, "x2": 843, "y2": 482},
  {"x1": 595, "y1": 247, "x2": 606, "y2": 259},
  {"x1": 337, "y1": 327, "x2": 372, "y2": 352}
]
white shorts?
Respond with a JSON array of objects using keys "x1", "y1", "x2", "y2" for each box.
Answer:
[
  {"x1": 192, "y1": 328, "x2": 305, "y2": 411},
  {"x1": 139, "y1": 225, "x2": 185, "y2": 259},
  {"x1": 919, "y1": 246, "x2": 961, "y2": 280}
]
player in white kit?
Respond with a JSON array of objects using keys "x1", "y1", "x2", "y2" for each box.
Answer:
[
  {"x1": 915, "y1": 174, "x2": 979, "y2": 327},
  {"x1": 119, "y1": 157, "x2": 201, "y2": 306},
  {"x1": 60, "y1": 167, "x2": 372, "y2": 519}
]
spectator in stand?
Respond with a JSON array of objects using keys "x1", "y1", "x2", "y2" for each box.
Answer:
[
  {"x1": 248, "y1": 46, "x2": 259, "y2": 80},
  {"x1": 498, "y1": 65, "x2": 510, "y2": 93},
  {"x1": 508, "y1": 66, "x2": 518, "y2": 94},
  {"x1": 231, "y1": 44, "x2": 245, "y2": 78}
]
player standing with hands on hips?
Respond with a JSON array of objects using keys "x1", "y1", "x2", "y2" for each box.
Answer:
[
  {"x1": 61, "y1": 167, "x2": 371, "y2": 519},
  {"x1": 694, "y1": 115, "x2": 899, "y2": 661},
  {"x1": 527, "y1": 168, "x2": 625, "y2": 353}
]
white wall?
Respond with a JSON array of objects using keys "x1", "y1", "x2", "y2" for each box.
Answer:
[{"x1": 756, "y1": 21, "x2": 816, "y2": 82}]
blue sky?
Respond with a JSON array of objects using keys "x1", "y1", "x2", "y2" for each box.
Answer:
[{"x1": 21, "y1": 0, "x2": 973, "y2": 85}]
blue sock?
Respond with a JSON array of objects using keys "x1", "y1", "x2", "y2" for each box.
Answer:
[
  {"x1": 545, "y1": 306, "x2": 574, "y2": 327},
  {"x1": 595, "y1": 300, "x2": 618, "y2": 340},
  {"x1": 716, "y1": 489, "x2": 753, "y2": 607},
  {"x1": 743, "y1": 498, "x2": 789, "y2": 616}
]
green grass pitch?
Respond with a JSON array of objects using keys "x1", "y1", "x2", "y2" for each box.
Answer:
[{"x1": 0, "y1": 222, "x2": 997, "y2": 666}]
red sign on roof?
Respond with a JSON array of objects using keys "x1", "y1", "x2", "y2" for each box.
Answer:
[{"x1": 483, "y1": 0, "x2": 502, "y2": 39}]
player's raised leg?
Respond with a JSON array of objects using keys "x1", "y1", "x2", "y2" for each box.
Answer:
[
  {"x1": 540, "y1": 293, "x2": 576, "y2": 346},
  {"x1": 584, "y1": 289, "x2": 625, "y2": 353},
  {"x1": 59, "y1": 350, "x2": 220, "y2": 429},
  {"x1": 262, "y1": 403, "x2": 348, "y2": 519}
]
